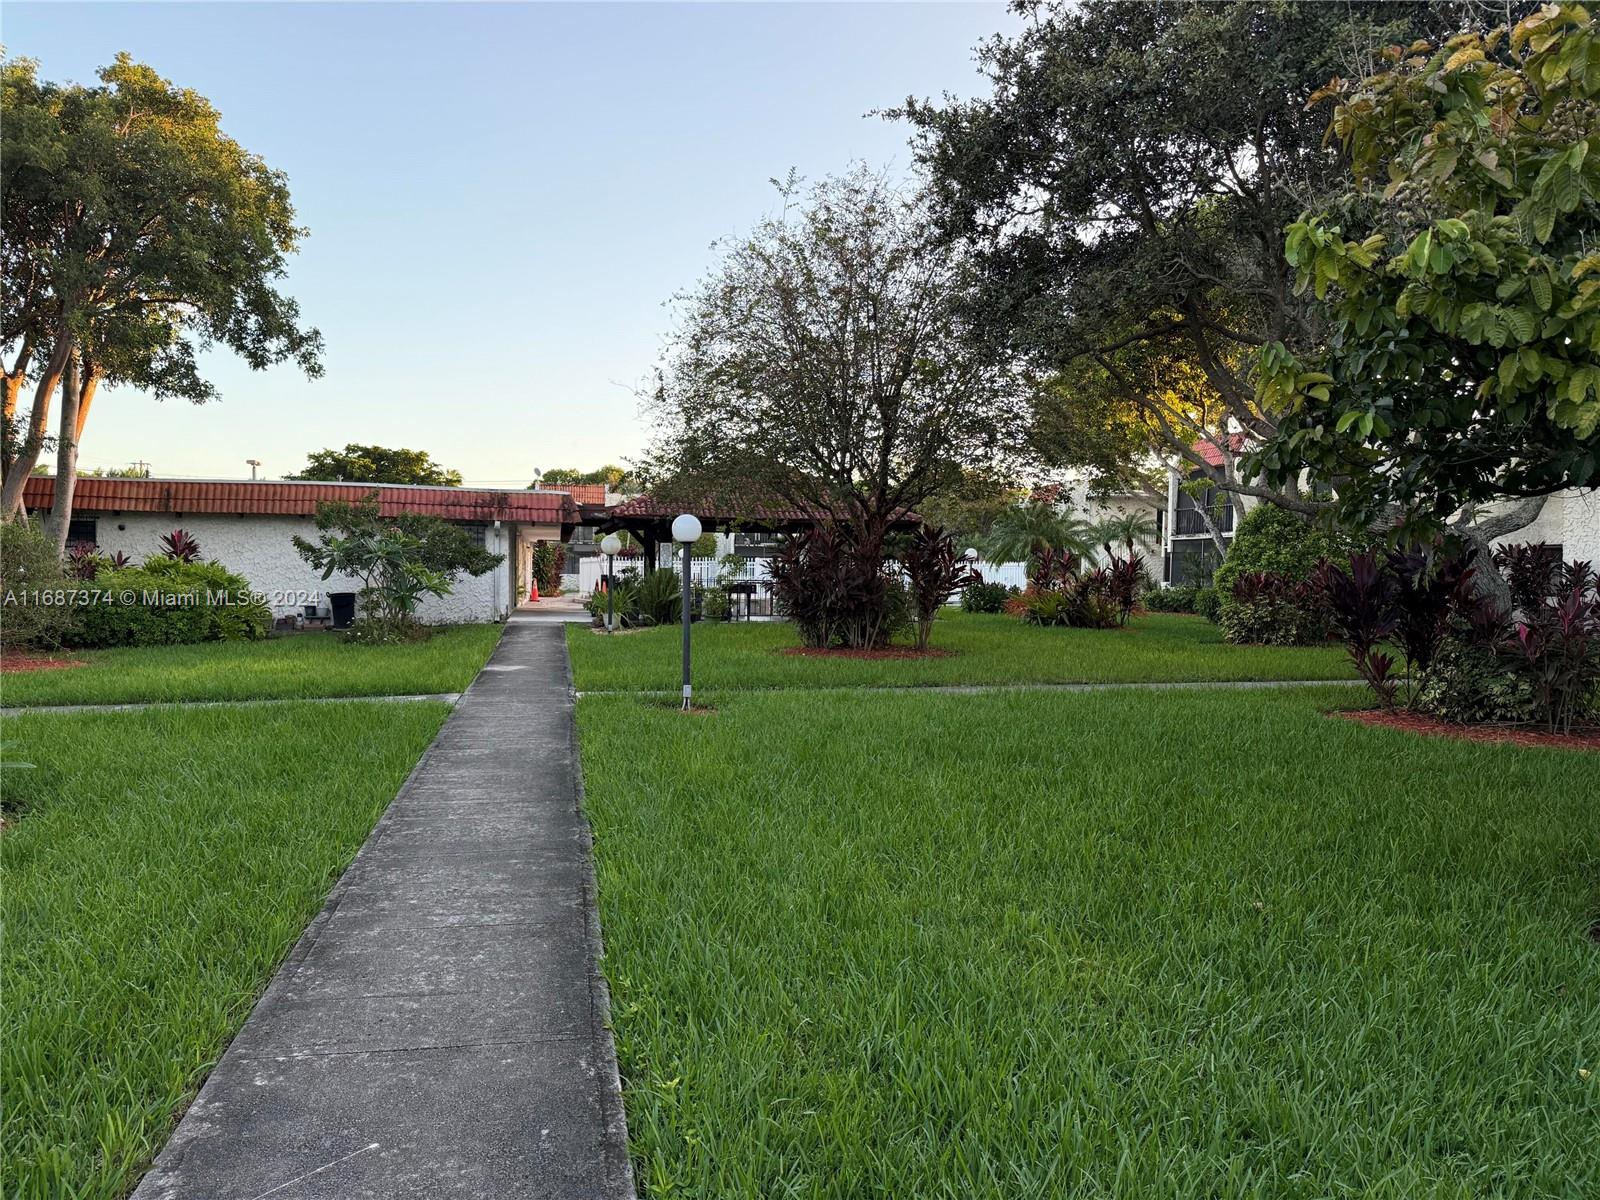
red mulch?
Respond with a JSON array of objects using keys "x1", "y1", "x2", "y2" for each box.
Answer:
[
  {"x1": 1333, "y1": 708, "x2": 1600, "y2": 751},
  {"x1": 780, "y1": 646, "x2": 955, "y2": 660},
  {"x1": 0, "y1": 654, "x2": 89, "y2": 674}
]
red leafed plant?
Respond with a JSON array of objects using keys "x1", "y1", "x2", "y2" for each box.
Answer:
[
  {"x1": 159, "y1": 528, "x2": 203, "y2": 563},
  {"x1": 901, "y1": 524, "x2": 977, "y2": 650}
]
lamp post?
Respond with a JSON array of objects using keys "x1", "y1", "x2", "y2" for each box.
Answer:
[
  {"x1": 671, "y1": 513, "x2": 702, "y2": 710},
  {"x1": 246, "y1": 458, "x2": 261, "y2": 481},
  {"x1": 599, "y1": 534, "x2": 622, "y2": 632}
]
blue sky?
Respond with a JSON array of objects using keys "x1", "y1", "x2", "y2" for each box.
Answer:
[{"x1": 5, "y1": 1, "x2": 1019, "y2": 485}]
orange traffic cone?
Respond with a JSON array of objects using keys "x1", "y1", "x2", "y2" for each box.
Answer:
[{"x1": 529, "y1": 580, "x2": 540, "y2": 603}]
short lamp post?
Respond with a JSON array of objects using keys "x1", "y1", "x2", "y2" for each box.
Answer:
[
  {"x1": 671, "y1": 513, "x2": 702, "y2": 710},
  {"x1": 599, "y1": 534, "x2": 622, "y2": 632}
]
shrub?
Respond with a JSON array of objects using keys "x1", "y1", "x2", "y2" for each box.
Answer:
[
  {"x1": 902, "y1": 525, "x2": 977, "y2": 649},
  {"x1": 635, "y1": 568, "x2": 683, "y2": 626},
  {"x1": 1193, "y1": 586, "x2": 1220, "y2": 623},
  {"x1": 68, "y1": 559, "x2": 271, "y2": 648},
  {"x1": 1220, "y1": 571, "x2": 1332, "y2": 646},
  {"x1": 1323, "y1": 541, "x2": 1600, "y2": 733},
  {"x1": 1141, "y1": 584, "x2": 1197, "y2": 613},
  {"x1": 962, "y1": 579, "x2": 1015, "y2": 614},
  {"x1": 769, "y1": 524, "x2": 900, "y2": 649},
  {"x1": 0, "y1": 520, "x2": 73, "y2": 651},
  {"x1": 530, "y1": 539, "x2": 566, "y2": 595},
  {"x1": 1215, "y1": 506, "x2": 1356, "y2": 644},
  {"x1": 1004, "y1": 552, "x2": 1124, "y2": 630}
]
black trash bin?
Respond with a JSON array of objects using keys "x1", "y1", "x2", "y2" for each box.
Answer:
[{"x1": 329, "y1": 591, "x2": 357, "y2": 629}]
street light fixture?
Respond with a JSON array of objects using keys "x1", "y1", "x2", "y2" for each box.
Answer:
[
  {"x1": 246, "y1": 459, "x2": 261, "y2": 481},
  {"x1": 671, "y1": 513, "x2": 703, "y2": 710},
  {"x1": 599, "y1": 534, "x2": 622, "y2": 632}
]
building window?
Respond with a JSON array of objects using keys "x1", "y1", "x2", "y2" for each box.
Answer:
[
  {"x1": 570, "y1": 526, "x2": 596, "y2": 546},
  {"x1": 1173, "y1": 472, "x2": 1235, "y2": 536},
  {"x1": 1170, "y1": 539, "x2": 1225, "y2": 586},
  {"x1": 66, "y1": 517, "x2": 97, "y2": 546}
]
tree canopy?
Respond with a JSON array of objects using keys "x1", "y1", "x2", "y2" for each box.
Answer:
[
  {"x1": 532, "y1": 465, "x2": 629, "y2": 489},
  {"x1": 1, "y1": 53, "x2": 322, "y2": 526},
  {"x1": 287, "y1": 444, "x2": 463, "y2": 487},
  {"x1": 1253, "y1": 2, "x2": 1600, "y2": 526},
  {"x1": 896, "y1": 1, "x2": 1459, "y2": 516},
  {"x1": 644, "y1": 167, "x2": 1023, "y2": 548}
]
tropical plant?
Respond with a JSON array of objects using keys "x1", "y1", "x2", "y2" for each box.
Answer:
[
  {"x1": 1090, "y1": 511, "x2": 1158, "y2": 560},
  {"x1": 63, "y1": 540, "x2": 101, "y2": 579},
  {"x1": 901, "y1": 525, "x2": 977, "y2": 650},
  {"x1": 982, "y1": 501, "x2": 1093, "y2": 569},
  {"x1": 634, "y1": 569, "x2": 683, "y2": 627},
  {"x1": 768, "y1": 523, "x2": 900, "y2": 650},
  {"x1": 293, "y1": 525, "x2": 452, "y2": 640},
  {"x1": 1005, "y1": 552, "x2": 1125, "y2": 630},
  {"x1": 159, "y1": 528, "x2": 202, "y2": 563},
  {"x1": 1253, "y1": 4, "x2": 1600, "y2": 531}
]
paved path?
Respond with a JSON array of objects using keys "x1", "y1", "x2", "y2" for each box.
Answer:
[{"x1": 133, "y1": 623, "x2": 634, "y2": 1200}]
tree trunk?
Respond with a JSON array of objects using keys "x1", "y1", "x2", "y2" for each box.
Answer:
[
  {"x1": 74, "y1": 370, "x2": 99, "y2": 442},
  {"x1": 1454, "y1": 494, "x2": 1550, "y2": 613},
  {"x1": 47, "y1": 352, "x2": 85, "y2": 553},
  {"x1": 0, "y1": 334, "x2": 72, "y2": 521}
]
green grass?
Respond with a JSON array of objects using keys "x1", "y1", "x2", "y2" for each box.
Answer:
[
  {"x1": 0, "y1": 623, "x2": 502, "y2": 707},
  {"x1": 577, "y1": 686, "x2": 1600, "y2": 1198},
  {"x1": 567, "y1": 611, "x2": 1354, "y2": 692},
  {"x1": 1, "y1": 701, "x2": 451, "y2": 1200}
]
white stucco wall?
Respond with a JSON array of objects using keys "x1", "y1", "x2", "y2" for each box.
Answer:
[
  {"x1": 1492, "y1": 491, "x2": 1600, "y2": 565},
  {"x1": 77, "y1": 512, "x2": 520, "y2": 624}
]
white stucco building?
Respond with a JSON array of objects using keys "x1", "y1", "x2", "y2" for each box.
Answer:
[{"x1": 20, "y1": 477, "x2": 579, "y2": 625}]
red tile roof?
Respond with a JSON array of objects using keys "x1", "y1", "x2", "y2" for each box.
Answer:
[
  {"x1": 1193, "y1": 434, "x2": 1248, "y2": 468},
  {"x1": 21, "y1": 477, "x2": 578, "y2": 524},
  {"x1": 599, "y1": 493, "x2": 921, "y2": 528},
  {"x1": 535, "y1": 483, "x2": 608, "y2": 505}
]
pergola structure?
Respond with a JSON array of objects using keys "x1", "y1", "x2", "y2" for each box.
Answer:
[{"x1": 586, "y1": 494, "x2": 923, "y2": 567}]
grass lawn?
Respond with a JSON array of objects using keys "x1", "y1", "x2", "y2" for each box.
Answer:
[
  {"x1": 0, "y1": 622, "x2": 501, "y2": 707},
  {"x1": 0, "y1": 701, "x2": 451, "y2": 1200},
  {"x1": 577, "y1": 686, "x2": 1600, "y2": 1198},
  {"x1": 567, "y1": 611, "x2": 1354, "y2": 692}
]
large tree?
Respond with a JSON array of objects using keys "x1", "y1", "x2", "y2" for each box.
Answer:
[
  {"x1": 1253, "y1": 3, "x2": 1600, "y2": 541},
  {"x1": 1, "y1": 53, "x2": 322, "y2": 540},
  {"x1": 287, "y1": 444, "x2": 463, "y2": 487},
  {"x1": 644, "y1": 167, "x2": 1024, "y2": 554},
  {"x1": 896, "y1": 1, "x2": 1465, "y2": 526}
]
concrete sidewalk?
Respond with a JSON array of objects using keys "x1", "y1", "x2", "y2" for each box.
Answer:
[{"x1": 133, "y1": 623, "x2": 634, "y2": 1200}]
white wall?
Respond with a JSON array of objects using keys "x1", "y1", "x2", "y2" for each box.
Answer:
[
  {"x1": 80, "y1": 512, "x2": 513, "y2": 624},
  {"x1": 1493, "y1": 491, "x2": 1600, "y2": 565}
]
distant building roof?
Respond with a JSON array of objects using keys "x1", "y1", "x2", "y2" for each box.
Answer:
[
  {"x1": 22, "y1": 477, "x2": 578, "y2": 525},
  {"x1": 533, "y1": 482, "x2": 608, "y2": 505},
  {"x1": 596, "y1": 492, "x2": 921, "y2": 531},
  {"x1": 1193, "y1": 434, "x2": 1248, "y2": 468}
]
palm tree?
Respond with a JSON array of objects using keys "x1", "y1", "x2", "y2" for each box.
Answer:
[
  {"x1": 1090, "y1": 510, "x2": 1159, "y2": 561},
  {"x1": 982, "y1": 500, "x2": 1094, "y2": 566}
]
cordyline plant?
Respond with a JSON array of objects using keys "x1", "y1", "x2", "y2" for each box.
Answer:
[
  {"x1": 1007, "y1": 549, "x2": 1142, "y2": 630},
  {"x1": 768, "y1": 524, "x2": 898, "y2": 650},
  {"x1": 1323, "y1": 541, "x2": 1600, "y2": 731},
  {"x1": 902, "y1": 525, "x2": 977, "y2": 650},
  {"x1": 159, "y1": 528, "x2": 202, "y2": 563}
]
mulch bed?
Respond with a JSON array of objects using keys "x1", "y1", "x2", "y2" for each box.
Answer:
[
  {"x1": 1333, "y1": 708, "x2": 1600, "y2": 751},
  {"x1": 780, "y1": 646, "x2": 955, "y2": 660},
  {"x1": 1, "y1": 654, "x2": 89, "y2": 674}
]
